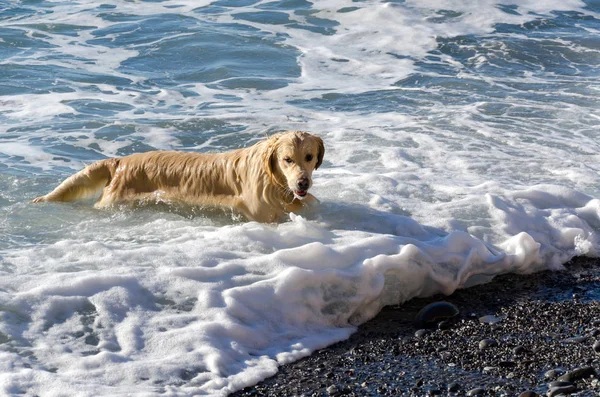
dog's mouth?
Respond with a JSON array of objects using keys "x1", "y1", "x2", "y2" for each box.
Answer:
[{"x1": 294, "y1": 190, "x2": 308, "y2": 199}]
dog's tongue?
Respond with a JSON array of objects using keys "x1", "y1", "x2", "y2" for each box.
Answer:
[{"x1": 295, "y1": 190, "x2": 307, "y2": 198}]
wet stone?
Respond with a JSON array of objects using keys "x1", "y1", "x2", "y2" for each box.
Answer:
[
  {"x1": 563, "y1": 336, "x2": 589, "y2": 344},
  {"x1": 437, "y1": 319, "x2": 453, "y2": 330},
  {"x1": 548, "y1": 380, "x2": 573, "y2": 388},
  {"x1": 544, "y1": 369, "x2": 563, "y2": 379},
  {"x1": 593, "y1": 340, "x2": 600, "y2": 353},
  {"x1": 479, "y1": 338, "x2": 498, "y2": 350},
  {"x1": 447, "y1": 382, "x2": 461, "y2": 392},
  {"x1": 466, "y1": 387, "x2": 485, "y2": 396},
  {"x1": 478, "y1": 314, "x2": 504, "y2": 324},
  {"x1": 547, "y1": 385, "x2": 576, "y2": 397},
  {"x1": 513, "y1": 345, "x2": 527, "y2": 355},
  {"x1": 415, "y1": 329, "x2": 431, "y2": 339},
  {"x1": 557, "y1": 366, "x2": 597, "y2": 382},
  {"x1": 414, "y1": 301, "x2": 459, "y2": 329},
  {"x1": 518, "y1": 391, "x2": 539, "y2": 397}
]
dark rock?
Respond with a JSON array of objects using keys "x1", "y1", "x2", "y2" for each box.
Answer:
[
  {"x1": 466, "y1": 387, "x2": 485, "y2": 396},
  {"x1": 447, "y1": 382, "x2": 461, "y2": 392},
  {"x1": 544, "y1": 369, "x2": 563, "y2": 379},
  {"x1": 518, "y1": 391, "x2": 539, "y2": 397},
  {"x1": 478, "y1": 338, "x2": 498, "y2": 350},
  {"x1": 547, "y1": 384, "x2": 577, "y2": 397},
  {"x1": 548, "y1": 380, "x2": 573, "y2": 388},
  {"x1": 437, "y1": 319, "x2": 453, "y2": 330},
  {"x1": 557, "y1": 366, "x2": 597, "y2": 382},
  {"x1": 415, "y1": 329, "x2": 431, "y2": 339},
  {"x1": 414, "y1": 302, "x2": 459, "y2": 329},
  {"x1": 563, "y1": 336, "x2": 589, "y2": 344},
  {"x1": 593, "y1": 340, "x2": 600, "y2": 353},
  {"x1": 513, "y1": 345, "x2": 527, "y2": 355}
]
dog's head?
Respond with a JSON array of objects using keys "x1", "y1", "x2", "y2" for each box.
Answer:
[{"x1": 263, "y1": 131, "x2": 324, "y2": 200}]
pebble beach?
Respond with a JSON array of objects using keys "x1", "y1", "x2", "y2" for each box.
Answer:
[{"x1": 234, "y1": 257, "x2": 600, "y2": 396}]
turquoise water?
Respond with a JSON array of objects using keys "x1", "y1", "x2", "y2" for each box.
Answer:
[{"x1": 1, "y1": 1, "x2": 600, "y2": 395}]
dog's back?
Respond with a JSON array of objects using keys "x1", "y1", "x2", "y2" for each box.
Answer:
[{"x1": 33, "y1": 150, "x2": 242, "y2": 206}]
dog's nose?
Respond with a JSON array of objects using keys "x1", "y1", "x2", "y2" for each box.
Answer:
[{"x1": 297, "y1": 177, "x2": 309, "y2": 191}]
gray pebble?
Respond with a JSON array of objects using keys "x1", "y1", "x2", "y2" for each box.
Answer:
[
  {"x1": 557, "y1": 366, "x2": 597, "y2": 382},
  {"x1": 478, "y1": 338, "x2": 498, "y2": 350},
  {"x1": 415, "y1": 329, "x2": 431, "y2": 339},
  {"x1": 467, "y1": 387, "x2": 485, "y2": 396},
  {"x1": 513, "y1": 345, "x2": 527, "y2": 355},
  {"x1": 414, "y1": 301, "x2": 459, "y2": 329},
  {"x1": 478, "y1": 314, "x2": 504, "y2": 324},
  {"x1": 447, "y1": 382, "x2": 460, "y2": 392},
  {"x1": 437, "y1": 319, "x2": 453, "y2": 330},
  {"x1": 544, "y1": 369, "x2": 563, "y2": 379},
  {"x1": 593, "y1": 340, "x2": 600, "y2": 353},
  {"x1": 548, "y1": 380, "x2": 573, "y2": 388},
  {"x1": 518, "y1": 392, "x2": 539, "y2": 397},
  {"x1": 547, "y1": 384, "x2": 576, "y2": 397},
  {"x1": 563, "y1": 335, "x2": 588, "y2": 344}
]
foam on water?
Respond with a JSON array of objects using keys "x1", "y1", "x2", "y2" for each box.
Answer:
[{"x1": 1, "y1": 0, "x2": 600, "y2": 395}]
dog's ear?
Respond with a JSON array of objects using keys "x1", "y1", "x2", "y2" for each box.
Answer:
[
  {"x1": 314, "y1": 136, "x2": 325, "y2": 170},
  {"x1": 262, "y1": 134, "x2": 280, "y2": 178}
]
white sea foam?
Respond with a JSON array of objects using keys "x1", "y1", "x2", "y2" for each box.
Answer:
[{"x1": 1, "y1": 0, "x2": 600, "y2": 396}]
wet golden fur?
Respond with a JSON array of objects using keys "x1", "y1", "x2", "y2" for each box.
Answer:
[{"x1": 33, "y1": 131, "x2": 325, "y2": 222}]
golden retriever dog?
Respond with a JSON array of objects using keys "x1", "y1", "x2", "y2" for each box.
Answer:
[{"x1": 33, "y1": 131, "x2": 325, "y2": 222}]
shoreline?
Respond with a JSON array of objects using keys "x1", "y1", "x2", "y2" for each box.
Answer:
[{"x1": 233, "y1": 257, "x2": 600, "y2": 396}]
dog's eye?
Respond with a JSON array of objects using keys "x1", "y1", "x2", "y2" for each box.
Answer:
[
  {"x1": 305, "y1": 154, "x2": 313, "y2": 162},
  {"x1": 284, "y1": 157, "x2": 294, "y2": 164}
]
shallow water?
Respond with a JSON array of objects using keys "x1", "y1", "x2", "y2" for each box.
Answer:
[{"x1": 1, "y1": 0, "x2": 600, "y2": 395}]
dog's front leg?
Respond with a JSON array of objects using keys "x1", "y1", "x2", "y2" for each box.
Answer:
[{"x1": 286, "y1": 193, "x2": 319, "y2": 215}]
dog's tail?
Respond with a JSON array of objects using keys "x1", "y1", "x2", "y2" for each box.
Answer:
[{"x1": 32, "y1": 159, "x2": 116, "y2": 203}]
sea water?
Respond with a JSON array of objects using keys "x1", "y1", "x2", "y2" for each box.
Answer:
[{"x1": 1, "y1": 0, "x2": 600, "y2": 395}]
